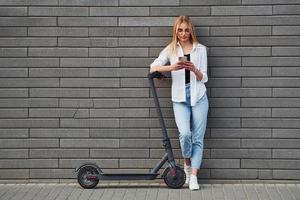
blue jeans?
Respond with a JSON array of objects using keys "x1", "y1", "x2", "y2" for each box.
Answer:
[{"x1": 172, "y1": 83, "x2": 209, "y2": 169}]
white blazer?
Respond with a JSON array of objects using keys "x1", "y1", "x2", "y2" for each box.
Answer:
[{"x1": 150, "y1": 42, "x2": 208, "y2": 106}]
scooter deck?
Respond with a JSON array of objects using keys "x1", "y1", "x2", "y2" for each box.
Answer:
[{"x1": 95, "y1": 173, "x2": 160, "y2": 180}]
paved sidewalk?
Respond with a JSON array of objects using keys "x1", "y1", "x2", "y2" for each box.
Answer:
[{"x1": 0, "y1": 182, "x2": 299, "y2": 200}]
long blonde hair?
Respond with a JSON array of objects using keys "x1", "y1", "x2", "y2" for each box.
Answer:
[{"x1": 169, "y1": 16, "x2": 199, "y2": 57}]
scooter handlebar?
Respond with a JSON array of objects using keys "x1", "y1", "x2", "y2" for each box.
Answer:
[{"x1": 148, "y1": 71, "x2": 167, "y2": 79}]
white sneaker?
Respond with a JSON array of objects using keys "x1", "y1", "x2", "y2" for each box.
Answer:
[
  {"x1": 184, "y1": 165, "x2": 191, "y2": 184},
  {"x1": 189, "y1": 174, "x2": 199, "y2": 190}
]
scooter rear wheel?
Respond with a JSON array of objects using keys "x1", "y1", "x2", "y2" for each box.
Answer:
[
  {"x1": 163, "y1": 166, "x2": 186, "y2": 189},
  {"x1": 77, "y1": 166, "x2": 99, "y2": 189}
]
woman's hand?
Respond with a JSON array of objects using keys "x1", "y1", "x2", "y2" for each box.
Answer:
[
  {"x1": 183, "y1": 61, "x2": 197, "y2": 72},
  {"x1": 171, "y1": 61, "x2": 186, "y2": 71}
]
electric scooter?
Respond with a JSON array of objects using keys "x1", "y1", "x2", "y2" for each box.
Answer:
[{"x1": 75, "y1": 71, "x2": 186, "y2": 189}]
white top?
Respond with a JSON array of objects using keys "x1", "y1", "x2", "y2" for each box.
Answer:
[{"x1": 150, "y1": 42, "x2": 208, "y2": 106}]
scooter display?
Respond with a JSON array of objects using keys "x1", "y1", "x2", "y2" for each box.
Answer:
[{"x1": 76, "y1": 71, "x2": 186, "y2": 189}]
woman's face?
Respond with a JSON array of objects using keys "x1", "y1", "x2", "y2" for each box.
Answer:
[{"x1": 176, "y1": 22, "x2": 191, "y2": 43}]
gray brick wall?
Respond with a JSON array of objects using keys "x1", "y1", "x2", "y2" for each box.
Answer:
[{"x1": 0, "y1": 0, "x2": 299, "y2": 181}]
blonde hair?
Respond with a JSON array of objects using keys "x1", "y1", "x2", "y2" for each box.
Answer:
[{"x1": 168, "y1": 16, "x2": 199, "y2": 57}]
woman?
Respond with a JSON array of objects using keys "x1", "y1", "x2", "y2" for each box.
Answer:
[{"x1": 150, "y1": 16, "x2": 209, "y2": 190}]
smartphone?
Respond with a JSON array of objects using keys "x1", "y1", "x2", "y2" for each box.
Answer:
[{"x1": 179, "y1": 56, "x2": 187, "y2": 62}]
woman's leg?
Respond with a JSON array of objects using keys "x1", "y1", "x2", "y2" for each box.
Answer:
[
  {"x1": 172, "y1": 101, "x2": 192, "y2": 161},
  {"x1": 190, "y1": 93, "x2": 209, "y2": 175}
]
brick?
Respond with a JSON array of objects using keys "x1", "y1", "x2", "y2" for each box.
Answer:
[
  {"x1": 202, "y1": 159, "x2": 240, "y2": 169},
  {"x1": 212, "y1": 6, "x2": 272, "y2": 15},
  {"x1": 208, "y1": 118, "x2": 241, "y2": 128},
  {"x1": 90, "y1": 149, "x2": 149, "y2": 158},
  {"x1": 211, "y1": 88, "x2": 272, "y2": 97},
  {"x1": 210, "y1": 128, "x2": 272, "y2": 138},
  {"x1": 211, "y1": 149, "x2": 271, "y2": 158},
  {"x1": 60, "y1": 78, "x2": 119, "y2": 88},
  {"x1": 0, "y1": 139, "x2": 59, "y2": 148},
  {"x1": 0, "y1": 78, "x2": 59, "y2": 87},
  {"x1": 93, "y1": 99, "x2": 120, "y2": 108},
  {"x1": 0, "y1": 98, "x2": 58, "y2": 108},
  {"x1": 149, "y1": 108, "x2": 173, "y2": 118},
  {"x1": 0, "y1": 28, "x2": 27, "y2": 36},
  {"x1": 121, "y1": 77, "x2": 168, "y2": 88},
  {"x1": 30, "y1": 169, "x2": 73, "y2": 179},
  {"x1": 199, "y1": 37, "x2": 240, "y2": 46},
  {"x1": 89, "y1": 48, "x2": 148, "y2": 57},
  {"x1": 61, "y1": 58, "x2": 119, "y2": 68},
  {"x1": 29, "y1": 68, "x2": 89, "y2": 77},
  {"x1": 242, "y1": 139, "x2": 300, "y2": 148},
  {"x1": 89, "y1": 129, "x2": 149, "y2": 138},
  {"x1": 30, "y1": 149, "x2": 89, "y2": 158},
  {"x1": 273, "y1": 5, "x2": 300, "y2": 14},
  {"x1": 59, "y1": 0, "x2": 118, "y2": 6},
  {"x1": 243, "y1": 78, "x2": 300, "y2": 87},
  {"x1": 120, "y1": 67, "x2": 149, "y2": 77},
  {"x1": 90, "y1": 108, "x2": 149, "y2": 118},
  {"x1": 271, "y1": 57, "x2": 300, "y2": 66},
  {"x1": 0, "y1": 109, "x2": 28, "y2": 118},
  {"x1": 205, "y1": 139, "x2": 240, "y2": 148},
  {"x1": 30, "y1": 129, "x2": 89, "y2": 138},
  {"x1": 89, "y1": 68, "x2": 120, "y2": 77},
  {"x1": 58, "y1": 17, "x2": 117, "y2": 26},
  {"x1": 211, "y1": 26, "x2": 271, "y2": 36},
  {"x1": 273, "y1": 129, "x2": 300, "y2": 138},
  {"x1": 272, "y1": 47, "x2": 300, "y2": 56},
  {"x1": 241, "y1": 159, "x2": 300, "y2": 169},
  {"x1": 0, "y1": 159, "x2": 58, "y2": 169},
  {"x1": 30, "y1": 88, "x2": 89, "y2": 97},
  {"x1": 120, "y1": 118, "x2": 176, "y2": 128},
  {"x1": 273, "y1": 170, "x2": 300, "y2": 180},
  {"x1": 259, "y1": 170, "x2": 273, "y2": 179},
  {"x1": 210, "y1": 47, "x2": 270, "y2": 56},
  {"x1": 0, "y1": 169, "x2": 29, "y2": 179},
  {"x1": 0, "y1": 7, "x2": 27, "y2": 16},
  {"x1": 210, "y1": 67, "x2": 271, "y2": 77},
  {"x1": 0, "y1": 119, "x2": 59, "y2": 128},
  {"x1": 59, "y1": 99, "x2": 94, "y2": 108},
  {"x1": 91, "y1": 88, "x2": 149, "y2": 98},
  {"x1": 29, "y1": 7, "x2": 88, "y2": 16},
  {"x1": 121, "y1": 58, "x2": 158, "y2": 67},
  {"x1": 0, "y1": 58, "x2": 59, "y2": 68},
  {"x1": 150, "y1": 7, "x2": 210, "y2": 16},
  {"x1": 58, "y1": 38, "x2": 118, "y2": 47},
  {"x1": 181, "y1": 0, "x2": 241, "y2": 5},
  {"x1": 150, "y1": 149, "x2": 184, "y2": 158},
  {"x1": 272, "y1": 67, "x2": 300, "y2": 77},
  {"x1": 242, "y1": 118, "x2": 300, "y2": 128},
  {"x1": 0, "y1": 68, "x2": 28, "y2": 77},
  {"x1": 209, "y1": 98, "x2": 240, "y2": 108},
  {"x1": 211, "y1": 169, "x2": 258, "y2": 179},
  {"x1": 273, "y1": 149, "x2": 300, "y2": 159},
  {"x1": 191, "y1": 17, "x2": 240, "y2": 26},
  {"x1": 119, "y1": 37, "x2": 170, "y2": 47},
  {"x1": 90, "y1": 7, "x2": 149, "y2": 16},
  {"x1": 29, "y1": 108, "x2": 89, "y2": 118},
  {"x1": 0, "y1": 48, "x2": 27, "y2": 57},
  {"x1": 209, "y1": 108, "x2": 271, "y2": 118},
  {"x1": 206, "y1": 78, "x2": 241, "y2": 87},
  {"x1": 28, "y1": 27, "x2": 88, "y2": 36},
  {"x1": 119, "y1": 17, "x2": 175, "y2": 26},
  {"x1": 242, "y1": 98, "x2": 300, "y2": 107},
  {"x1": 29, "y1": 0, "x2": 59, "y2": 5},
  {"x1": 0, "y1": 17, "x2": 56, "y2": 26},
  {"x1": 273, "y1": 26, "x2": 300, "y2": 35},
  {"x1": 208, "y1": 57, "x2": 241, "y2": 67},
  {"x1": 273, "y1": 108, "x2": 300, "y2": 117},
  {"x1": 89, "y1": 27, "x2": 148, "y2": 37},
  {"x1": 241, "y1": 16, "x2": 300, "y2": 25},
  {"x1": 0, "y1": 129, "x2": 28, "y2": 138},
  {"x1": 0, "y1": 0, "x2": 27, "y2": 5},
  {"x1": 60, "y1": 139, "x2": 119, "y2": 148},
  {"x1": 60, "y1": 119, "x2": 119, "y2": 128},
  {"x1": 119, "y1": 159, "x2": 163, "y2": 168},
  {"x1": 0, "y1": 149, "x2": 28, "y2": 158},
  {"x1": 120, "y1": 98, "x2": 171, "y2": 108},
  {"x1": 241, "y1": 36, "x2": 300, "y2": 46},
  {"x1": 120, "y1": 0, "x2": 179, "y2": 6},
  {"x1": 28, "y1": 48, "x2": 88, "y2": 57}
]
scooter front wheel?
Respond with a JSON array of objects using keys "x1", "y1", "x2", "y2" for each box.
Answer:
[
  {"x1": 77, "y1": 166, "x2": 99, "y2": 189},
  {"x1": 163, "y1": 166, "x2": 186, "y2": 189}
]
